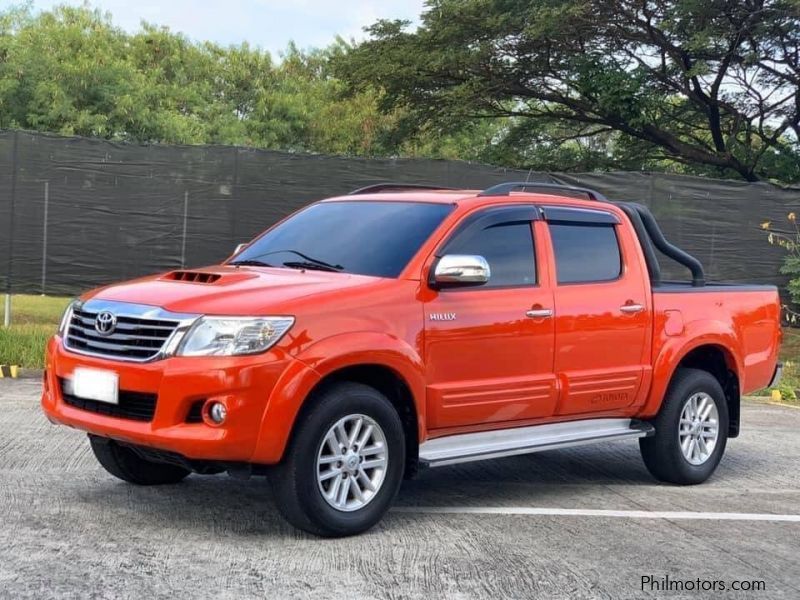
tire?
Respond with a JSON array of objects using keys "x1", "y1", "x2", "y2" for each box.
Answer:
[
  {"x1": 269, "y1": 382, "x2": 406, "y2": 537},
  {"x1": 89, "y1": 436, "x2": 190, "y2": 485},
  {"x1": 639, "y1": 368, "x2": 729, "y2": 485}
]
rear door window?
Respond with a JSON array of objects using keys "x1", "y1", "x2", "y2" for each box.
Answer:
[{"x1": 549, "y1": 223, "x2": 621, "y2": 284}]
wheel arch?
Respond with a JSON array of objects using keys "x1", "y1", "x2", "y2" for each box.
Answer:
[
  {"x1": 648, "y1": 339, "x2": 741, "y2": 438},
  {"x1": 673, "y1": 344, "x2": 740, "y2": 437},
  {"x1": 252, "y1": 333, "x2": 426, "y2": 467},
  {"x1": 296, "y1": 363, "x2": 420, "y2": 478}
]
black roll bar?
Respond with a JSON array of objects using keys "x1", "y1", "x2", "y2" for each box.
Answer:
[{"x1": 628, "y1": 203, "x2": 705, "y2": 287}]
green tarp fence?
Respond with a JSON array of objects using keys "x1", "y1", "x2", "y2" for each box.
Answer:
[{"x1": 1, "y1": 129, "x2": 798, "y2": 296}]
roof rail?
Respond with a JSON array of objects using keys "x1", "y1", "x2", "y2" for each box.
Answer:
[
  {"x1": 348, "y1": 183, "x2": 456, "y2": 195},
  {"x1": 478, "y1": 182, "x2": 607, "y2": 201}
]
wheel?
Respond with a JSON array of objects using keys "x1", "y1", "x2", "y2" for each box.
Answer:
[
  {"x1": 89, "y1": 436, "x2": 190, "y2": 485},
  {"x1": 269, "y1": 382, "x2": 406, "y2": 537},
  {"x1": 639, "y1": 368, "x2": 729, "y2": 485}
]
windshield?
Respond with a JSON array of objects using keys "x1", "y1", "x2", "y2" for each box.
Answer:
[{"x1": 230, "y1": 201, "x2": 454, "y2": 278}]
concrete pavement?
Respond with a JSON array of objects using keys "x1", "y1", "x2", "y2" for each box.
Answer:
[{"x1": 1, "y1": 378, "x2": 798, "y2": 599}]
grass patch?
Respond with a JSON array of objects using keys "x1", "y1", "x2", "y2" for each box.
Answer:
[{"x1": 0, "y1": 295, "x2": 71, "y2": 368}]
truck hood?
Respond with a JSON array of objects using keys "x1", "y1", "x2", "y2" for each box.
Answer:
[{"x1": 86, "y1": 265, "x2": 384, "y2": 315}]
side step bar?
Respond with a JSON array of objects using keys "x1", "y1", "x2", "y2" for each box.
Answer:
[{"x1": 419, "y1": 418, "x2": 654, "y2": 468}]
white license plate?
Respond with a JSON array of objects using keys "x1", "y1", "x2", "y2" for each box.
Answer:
[{"x1": 72, "y1": 368, "x2": 119, "y2": 405}]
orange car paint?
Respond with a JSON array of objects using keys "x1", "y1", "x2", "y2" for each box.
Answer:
[{"x1": 41, "y1": 190, "x2": 782, "y2": 463}]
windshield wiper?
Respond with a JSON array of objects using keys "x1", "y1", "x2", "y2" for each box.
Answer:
[
  {"x1": 229, "y1": 259, "x2": 275, "y2": 267},
  {"x1": 282, "y1": 261, "x2": 343, "y2": 273},
  {"x1": 241, "y1": 249, "x2": 344, "y2": 272},
  {"x1": 276, "y1": 250, "x2": 344, "y2": 271}
]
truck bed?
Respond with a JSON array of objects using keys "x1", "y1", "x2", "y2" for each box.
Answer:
[
  {"x1": 652, "y1": 284, "x2": 781, "y2": 394},
  {"x1": 654, "y1": 281, "x2": 778, "y2": 293}
]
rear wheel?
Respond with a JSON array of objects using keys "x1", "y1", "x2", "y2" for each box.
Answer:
[
  {"x1": 89, "y1": 436, "x2": 190, "y2": 485},
  {"x1": 639, "y1": 368, "x2": 729, "y2": 485},
  {"x1": 269, "y1": 382, "x2": 405, "y2": 537}
]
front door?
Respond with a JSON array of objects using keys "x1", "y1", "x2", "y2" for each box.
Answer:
[{"x1": 424, "y1": 208, "x2": 557, "y2": 430}]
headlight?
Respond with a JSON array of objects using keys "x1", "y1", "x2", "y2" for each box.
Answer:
[
  {"x1": 177, "y1": 316, "x2": 294, "y2": 357},
  {"x1": 58, "y1": 301, "x2": 77, "y2": 336}
]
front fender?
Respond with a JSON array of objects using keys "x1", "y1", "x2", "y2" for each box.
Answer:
[
  {"x1": 641, "y1": 319, "x2": 742, "y2": 418},
  {"x1": 251, "y1": 332, "x2": 425, "y2": 464}
]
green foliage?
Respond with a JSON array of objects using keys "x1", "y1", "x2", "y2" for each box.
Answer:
[
  {"x1": 773, "y1": 380, "x2": 797, "y2": 401},
  {"x1": 781, "y1": 256, "x2": 800, "y2": 306},
  {"x1": 336, "y1": 0, "x2": 800, "y2": 182},
  {"x1": 764, "y1": 213, "x2": 800, "y2": 313},
  {"x1": 0, "y1": 6, "x2": 404, "y2": 153},
  {"x1": 2, "y1": 2, "x2": 799, "y2": 180}
]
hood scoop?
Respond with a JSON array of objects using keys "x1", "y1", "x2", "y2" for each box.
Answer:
[
  {"x1": 163, "y1": 270, "x2": 222, "y2": 284},
  {"x1": 159, "y1": 268, "x2": 261, "y2": 285}
]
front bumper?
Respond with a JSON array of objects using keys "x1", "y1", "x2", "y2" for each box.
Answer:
[{"x1": 41, "y1": 336, "x2": 315, "y2": 463}]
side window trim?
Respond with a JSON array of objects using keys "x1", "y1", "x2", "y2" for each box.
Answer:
[
  {"x1": 436, "y1": 205, "x2": 539, "y2": 257},
  {"x1": 541, "y1": 205, "x2": 620, "y2": 225}
]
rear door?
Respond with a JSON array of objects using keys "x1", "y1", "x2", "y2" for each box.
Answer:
[
  {"x1": 423, "y1": 206, "x2": 558, "y2": 430},
  {"x1": 544, "y1": 206, "x2": 651, "y2": 416}
]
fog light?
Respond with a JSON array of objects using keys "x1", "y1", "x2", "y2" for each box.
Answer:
[{"x1": 208, "y1": 402, "x2": 227, "y2": 424}]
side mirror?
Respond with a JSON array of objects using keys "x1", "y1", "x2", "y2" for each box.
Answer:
[
  {"x1": 233, "y1": 243, "x2": 248, "y2": 255},
  {"x1": 432, "y1": 254, "x2": 491, "y2": 287}
]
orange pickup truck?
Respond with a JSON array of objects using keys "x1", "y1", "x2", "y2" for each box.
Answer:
[{"x1": 41, "y1": 182, "x2": 782, "y2": 536}]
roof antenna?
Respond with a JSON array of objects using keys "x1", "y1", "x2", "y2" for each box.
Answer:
[{"x1": 525, "y1": 169, "x2": 533, "y2": 183}]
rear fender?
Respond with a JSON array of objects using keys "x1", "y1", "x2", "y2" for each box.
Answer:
[{"x1": 641, "y1": 319, "x2": 742, "y2": 418}]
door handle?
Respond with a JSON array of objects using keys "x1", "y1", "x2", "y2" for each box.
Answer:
[
  {"x1": 526, "y1": 308, "x2": 553, "y2": 319},
  {"x1": 620, "y1": 303, "x2": 644, "y2": 314}
]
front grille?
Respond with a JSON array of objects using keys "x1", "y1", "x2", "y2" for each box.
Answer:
[
  {"x1": 60, "y1": 378, "x2": 157, "y2": 422},
  {"x1": 65, "y1": 307, "x2": 179, "y2": 361}
]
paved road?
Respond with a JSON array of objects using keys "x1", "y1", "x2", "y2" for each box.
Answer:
[{"x1": 2, "y1": 378, "x2": 799, "y2": 599}]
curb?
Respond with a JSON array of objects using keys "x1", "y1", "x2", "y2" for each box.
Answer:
[
  {"x1": 0, "y1": 364, "x2": 20, "y2": 378},
  {"x1": 767, "y1": 401, "x2": 800, "y2": 410},
  {"x1": 744, "y1": 396, "x2": 800, "y2": 409}
]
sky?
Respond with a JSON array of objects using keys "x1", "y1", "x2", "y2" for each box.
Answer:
[{"x1": 2, "y1": 0, "x2": 426, "y2": 56}]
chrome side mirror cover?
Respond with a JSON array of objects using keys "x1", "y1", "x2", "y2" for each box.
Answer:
[{"x1": 432, "y1": 254, "x2": 491, "y2": 287}]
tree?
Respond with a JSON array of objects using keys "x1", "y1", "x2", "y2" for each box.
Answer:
[
  {"x1": 0, "y1": 5, "x2": 500, "y2": 159},
  {"x1": 336, "y1": 0, "x2": 800, "y2": 182},
  {"x1": 0, "y1": 6, "x2": 396, "y2": 152}
]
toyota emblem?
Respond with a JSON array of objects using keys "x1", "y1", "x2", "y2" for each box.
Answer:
[{"x1": 95, "y1": 311, "x2": 117, "y2": 336}]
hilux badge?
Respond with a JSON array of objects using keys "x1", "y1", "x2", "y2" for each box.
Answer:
[{"x1": 429, "y1": 313, "x2": 457, "y2": 321}]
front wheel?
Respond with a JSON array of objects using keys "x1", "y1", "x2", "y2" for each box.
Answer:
[
  {"x1": 269, "y1": 382, "x2": 406, "y2": 537},
  {"x1": 639, "y1": 368, "x2": 729, "y2": 485}
]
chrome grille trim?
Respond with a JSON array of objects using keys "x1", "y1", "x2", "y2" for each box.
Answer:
[
  {"x1": 63, "y1": 299, "x2": 200, "y2": 363},
  {"x1": 71, "y1": 313, "x2": 176, "y2": 331}
]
